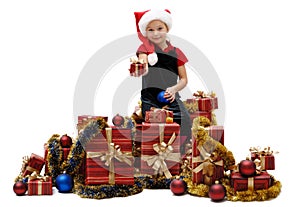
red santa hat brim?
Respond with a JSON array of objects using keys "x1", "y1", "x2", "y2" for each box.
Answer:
[{"x1": 138, "y1": 9, "x2": 172, "y2": 37}]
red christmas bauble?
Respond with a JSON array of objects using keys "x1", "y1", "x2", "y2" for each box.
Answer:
[
  {"x1": 209, "y1": 181, "x2": 226, "y2": 201},
  {"x1": 112, "y1": 114, "x2": 125, "y2": 127},
  {"x1": 170, "y1": 179, "x2": 187, "y2": 195},
  {"x1": 13, "y1": 181, "x2": 27, "y2": 196},
  {"x1": 60, "y1": 134, "x2": 72, "y2": 148},
  {"x1": 239, "y1": 159, "x2": 256, "y2": 177}
]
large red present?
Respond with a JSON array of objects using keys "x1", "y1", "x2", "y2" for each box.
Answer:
[
  {"x1": 140, "y1": 123, "x2": 181, "y2": 178},
  {"x1": 28, "y1": 174, "x2": 52, "y2": 195},
  {"x1": 22, "y1": 153, "x2": 45, "y2": 177},
  {"x1": 190, "y1": 111, "x2": 212, "y2": 123},
  {"x1": 191, "y1": 136, "x2": 224, "y2": 185},
  {"x1": 231, "y1": 172, "x2": 271, "y2": 191},
  {"x1": 249, "y1": 147, "x2": 276, "y2": 170},
  {"x1": 145, "y1": 108, "x2": 173, "y2": 123},
  {"x1": 205, "y1": 126, "x2": 224, "y2": 145},
  {"x1": 85, "y1": 127, "x2": 134, "y2": 185},
  {"x1": 77, "y1": 115, "x2": 108, "y2": 132}
]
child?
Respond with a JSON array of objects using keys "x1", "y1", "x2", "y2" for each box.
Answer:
[{"x1": 133, "y1": 9, "x2": 192, "y2": 154}]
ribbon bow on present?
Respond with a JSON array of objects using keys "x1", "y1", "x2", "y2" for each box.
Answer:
[
  {"x1": 87, "y1": 128, "x2": 132, "y2": 184},
  {"x1": 142, "y1": 124, "x2": 181, "y2": 179},
  {"x1": 130, "y1": 56, "x2": 145, "y2": 64},
  {"x1": 193, "y1": 90, "x2": 216, "y2": 98},
  {"x1": 192, "y1": 146, "x2": 224, "y2": 185},
  {"x1": 249, "y1": 146, "x2": 278, "y2": 157},
  {"x1": 28, "y1": 171, "x2": 50, "y2": 182}
]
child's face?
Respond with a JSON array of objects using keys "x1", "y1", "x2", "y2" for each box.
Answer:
[{"x1": 146, "y1": 20, "x2": 168, "y2": 46}]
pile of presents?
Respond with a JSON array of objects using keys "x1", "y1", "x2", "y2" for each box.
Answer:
[{"x1": 13, "y1": 91, "x2": 281, "y2": 201}]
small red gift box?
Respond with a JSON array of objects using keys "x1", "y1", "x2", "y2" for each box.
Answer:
[
  {"x1": 77, "y1": 115, "x2": 108, "y2": 132},
  {"x1": 205, "y1": 126, "x2": 224, "y2": 145},
  {"x1": 85, "y1": 127, "x2": 134, "y2": 185},
  {"x1": 44, "y1": 145, "x2": 71, "y2": 174},
  {"x1": 28, "y1": 176, "x2": 52, "y2": 195},
  {"x1": 22, "y1": 153, "x2": 45, "y2": 177},
  {"x1": 191, "y1": 136, "x2": 224, "y2": 185},
  {"x1": 190, "y1": 111, "x2": 212, "y2": 123},
  {"x1": 145, "y1": 109, "x2": 173, "y2": 123},
  {"x1": 249, "y1": 147, "x2": 276, "y2": 170},
  {"x1": 186, "y1": 97, "x2": 218, "y2": 112},
  {"x1": 140, "y1": 123, "x2": 181, "y2": 178},
  {"x1": 231, "y1": 172, "x2": 271, "y2": 191},
  {"x1": 129, "y1": 62, "x2": 147, "y2": 76}
]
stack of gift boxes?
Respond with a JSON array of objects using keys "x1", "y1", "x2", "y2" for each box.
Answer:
[
  {"x1": 22, "y1": 153, "x2": 52, "y2": 195},
  {"x1": 188, "y1": 91, "x2": 226, "y2": 186},
  {"x1": 230, "y1": 147, "x2": 276, "y2": 191},
  {"x1": 184, "y1": 91, "x2": 224, "y2": 145}
]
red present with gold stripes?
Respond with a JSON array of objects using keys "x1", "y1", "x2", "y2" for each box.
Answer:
[
  {"x1": 28, "y1": 174, "x2": 52, "y2": 195},
  {"x1": 85, "y1": 127, "x2": 134, "y2": 185},
  {"x1": 191, "y1": 136, "x2": 224, "y2": 185},
  {"x1": 140, "y1": 123, "x2": 181, "y2": 178},
  {"x1": 145, "y1": 108, "x2": 173, "y2": 123},
  {"x1": 22, "y1": 153, "x2": 45, "y2": 177},
  {"x1": 230, "y1": 172, "x2": 271, "y2": 191}
]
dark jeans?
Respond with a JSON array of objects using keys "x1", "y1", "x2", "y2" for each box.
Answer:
[{"x1": 141, "y1": 95, "x2": 192, "y2": 154}]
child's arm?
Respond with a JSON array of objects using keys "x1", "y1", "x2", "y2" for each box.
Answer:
[{"x1": 165, "y1": 65, "x2": 188, "y2": 102}]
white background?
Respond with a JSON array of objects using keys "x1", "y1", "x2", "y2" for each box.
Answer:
[{"x1": 1, "y1": 0, "x2": 299, "y2": 206}]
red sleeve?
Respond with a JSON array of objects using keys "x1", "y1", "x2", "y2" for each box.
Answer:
[
  {"x1": 176, "y1": 48, "x2": 188, "y2": 66},
  {"x1": 136, "y1": 44, "x2": 149, "y2": 55}
]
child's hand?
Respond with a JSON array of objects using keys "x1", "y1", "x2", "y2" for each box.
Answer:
[{"x1": 165, "y1": 87, "x2": 176, "y2": 103}]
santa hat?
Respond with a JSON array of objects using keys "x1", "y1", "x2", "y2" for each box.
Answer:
[{"x1": 134, "y1": 9, "x2": 172, "y2": 66}]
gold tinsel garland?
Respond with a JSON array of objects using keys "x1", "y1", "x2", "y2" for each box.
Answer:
[{"x1": 185, "y1": 116, "x2": 282, "y2": 201}]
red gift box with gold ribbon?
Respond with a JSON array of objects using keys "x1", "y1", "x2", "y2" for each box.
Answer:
[
  {"x1": 44, "y1": 144, "x2": 71, "y2": 174},
  {"x1": 249, "y1": 147, "x2": 276, "y2": 170},
  {"x1": 205, "y1": 125, "x2": 224, "y2": 145},
  {"x1": 85, "y1": 127, "x2": 134, "y2": 185},
  {"x1": 186, "y1": 91, "x2": 218, "y2": 112},
  {"x1": 230, "y1": 171, "x2": 271, "y2": 191},
  {"x1": 22, "y1": 153, "x2": 45, "y2": 177},
  {"x1": 145, "y1": 108, "x2": 173, "y2": 123},
  {"x1": 28, "y1": 173, "x2": 52, "y2": 195},
  {"x1": 191, "y1": 136, "x2": 224, "y2": 185},
  {"x1": 140, "y1": 123, "x2": 181, "y2": 178}
]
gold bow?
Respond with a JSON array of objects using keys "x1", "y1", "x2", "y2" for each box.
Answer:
[
  {"x1": 192, "y1": 145, "x2": 223, "y2": 185},
  {"x1": 193, "y1": 90, "x2": 216, "y2": 98},
  {"x1": 87, "y1": 128, "x2": 132, "y2": 184},
  {"x1": 249, "y1": 146, "x2": 278, "y2": 156},
  {"x1": 28, "y1": 171, "x2": 50, "y2": 182},
  {"x1": 142, "y1": 124, "x2": 180, "y2": 178}
]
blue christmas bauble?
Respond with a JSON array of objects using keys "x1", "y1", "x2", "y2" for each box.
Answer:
[
  {"x1": 157, "y1": 91, "x2": 170, "y2": 104},
  {"x1": 56, "y1": 173, "x2": 73, "y2": 193}
]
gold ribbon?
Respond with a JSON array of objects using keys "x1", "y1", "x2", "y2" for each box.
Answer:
[
  {"x1": 192, "y1": 145, "x2": 223, "y2": 185},
  {"x1": 87, "y1": 128, "x2": 132, "y2": 184},
  {"x1": 142, "y1": 124, "x2": 180, "y2": 178},
  {"x1": 28, "y1": 171, "x2": 50, "y2": 182},
  {"x1": 248, "y1": 177, "x2": 254, "y2": 191}
]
